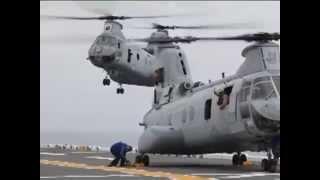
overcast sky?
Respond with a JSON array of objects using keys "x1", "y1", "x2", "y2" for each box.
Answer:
[{"x1": 40, "y1": 1, "x2": 279, "y2": 136}]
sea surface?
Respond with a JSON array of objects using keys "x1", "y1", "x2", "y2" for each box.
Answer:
[{"x1": 40, "y1": 131, "x2": 142, "y2": 147}]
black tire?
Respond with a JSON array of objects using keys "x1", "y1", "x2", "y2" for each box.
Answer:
[
  {"x1": 261, "y1": 159, "x2": 269, "y2": 171},
  {"x1": 239, "y1": 154, "x2": 247, "y2": 165},
  {"x1": 142, "y1": 155, "x2": 150, "y2": 166},
  {"x1": 116, "y1": 89, "x2": 120, "y2": 94},
  {"x1": 103, "y1": 79, "x2": 108, "y2": 86},
  {"x1": 268, "y1": 159, "x2": 278, "y2": 173},
  {"x1": 120, "y1": 88, "x2": 125, "y2": 94},
  {"x1": 232, "y1": 154, "x2": 239, "y2": 166},
  {"x1": 106, "y1": 79, "x2": 110, "y2": 85},
  {"x1": 135, "y1": 155, "x2": 142, "y2": 164}
]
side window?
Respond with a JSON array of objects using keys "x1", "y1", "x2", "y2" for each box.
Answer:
[
  {"x1": 127, "y1": 49, "x2": 132, "y2": 63},
  {"x1": 204, "y1": 99, "x2": 212, "y2": 120},
  {"x1": 180, "y1": 60, "x2": 187, "y2": 75}
]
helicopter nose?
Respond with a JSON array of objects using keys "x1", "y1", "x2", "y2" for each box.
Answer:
[
  {"x1": 88, "y1": 46, "x2": 116, "y2": 66},
  {"x1": 250, "y1": 98, "x2": 280, "y2": 134},
  {"x1": 252, "y1": 98, "x2": 280, "y2": 121}
]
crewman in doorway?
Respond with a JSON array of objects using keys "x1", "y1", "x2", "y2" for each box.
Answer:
[
  {"x1": 220, "y1": 86, "x2": 233, "y2": 110},
  {"x1": 108, "y1": 141, "x2": 133, "y2": 167}
]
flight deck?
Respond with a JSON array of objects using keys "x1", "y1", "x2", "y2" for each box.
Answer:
[{"x1": 40, "y1": 148, "x2": 280, "y2": 180}]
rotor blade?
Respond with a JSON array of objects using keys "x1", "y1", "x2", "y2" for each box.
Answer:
[
  {"x1": 127, "y1": 33, "x2": 280, "y2": 44},
  {"x1": 196, "y1": 33, "x2": 280, "y2": 42},
  {"x1": 40, "y1": 15, "x2": 105, "y2": 20},
  {"x1": 41, "y1": 14, "x2": 178, "y2": 21},
  {"x1": 131, "y1": 22, "x2": 259, "y2": 30}
]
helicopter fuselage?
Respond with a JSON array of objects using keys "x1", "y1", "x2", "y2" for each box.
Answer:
[
  {"x1": 138, "y1": 42, "x2": 280, "y2": 155},
  {"x1": 138, "y1": 71, "x2": 280, "y2": 155},
  {"x1": 87, "y1": 21, "x2": 160, "y2": 86}
]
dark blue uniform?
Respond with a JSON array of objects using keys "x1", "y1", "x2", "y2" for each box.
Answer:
[{"x1": 109, "y1": 142, "x2": 132, "y2": 166}]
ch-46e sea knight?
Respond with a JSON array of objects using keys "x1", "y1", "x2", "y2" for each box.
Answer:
[
  {"x1": 132, "y1": 32, "x2": 280, "y2": 173},
  {"x1": 41, "y1": 14, "x2": 255, "y2": 94}
]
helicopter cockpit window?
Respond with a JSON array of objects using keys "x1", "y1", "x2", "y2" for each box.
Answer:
[
  {"x1": 239, "y1": 81, "x2": 251, "y2": 102},
  {"x1": 252, "y1": 76, "x2": 277, "y2": 100},
  {"x1": 96, "y1": 36, "x2": 117, "y2": 46},
  {"x1": 143, "y1": 48, "x2": 154, "y2": 55}
]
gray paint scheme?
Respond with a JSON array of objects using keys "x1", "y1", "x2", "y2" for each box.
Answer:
[{"x1": 138, "y1": 42, "x2": 280, "y2": 155}]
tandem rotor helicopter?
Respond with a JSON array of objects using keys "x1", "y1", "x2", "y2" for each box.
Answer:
[{"x1": 41, "y1": 11, "x2": 280, "y2": 172}]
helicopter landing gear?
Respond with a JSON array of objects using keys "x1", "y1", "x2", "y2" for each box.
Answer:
[
  {"x1": 102, "y1": 78, "x2": 111, "y2": 86},
  {"x1": 116, "y1": 84, "x2": 124, "y2": 94},
  {"x1": 261, "y1": 148, "x2": 279, "y2": 173},
  {"x1": 232, "y1": 152, "x2": 247, "y2": 166},
  {"x1": 135, "y1": 154, "x2": 150, "y2": 166}
]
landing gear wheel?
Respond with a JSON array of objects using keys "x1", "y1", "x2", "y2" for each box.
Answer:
[
  {"x1": 135, "y1": 155, "x2": 143, "y2": 164},
  {"x1": 240, "y1": 154, "x2": 247, "y2": 165},
  {"x1": 232, "y1": 153, "x2": 246, "y2": 166},
  {"x1": 103, "y1": 79, "x2": 110, "y2": 86},
  {"x1": 261, "y1": 147, "x2": 279, "y2": 172},
  {"x1": 268, "y1": 159, "x2": 278, "y2": 173},
  {"x1": 261, "y1": 158, "x2": 269, "y2": 171},
  {"x1": 135, "y1": 155, "x2": 150, "y2": 166},
  {"x1": 232, "y1": 154, "x2": 239, "y2": 166},
  {"x1": 142, "y1": 155, "x2": 150, "y2": 166},
  {"x1": 116, "y1": 87, "x2": 124, "y2": 94}
]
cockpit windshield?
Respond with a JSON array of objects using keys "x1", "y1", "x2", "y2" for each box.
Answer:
[
  {"x1": 252, "y1": 76, "x2": 278, "y2": 100},
  {"x1": 95, "y1": 36, "x2": 117, "y2": 46}
]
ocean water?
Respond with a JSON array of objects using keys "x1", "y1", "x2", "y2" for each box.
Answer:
[{"x1": 40, "y1": 131, "x2": 141, "y2": 147}]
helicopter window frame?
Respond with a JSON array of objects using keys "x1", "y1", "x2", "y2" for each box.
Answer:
[
  {"x1": 204, "y1": 99, "x2": 212, "y2": 120},
  {"x1": 95, "y1": 36, "x2": 117, "y2": 47},
  {"x1": 180, "y1": 60, "x2": 187, "y2": 75},
  {"x1": 251, "y1": 76, "x2": 277, "y2": 100},
  {"x1": 239, "y1": 81, "x2": 252, "y2": 103},
  {"x1": 127, "y1": 49, "x2": 132, "y2": 63},
  {"x1": 272, "y1": 76, "x2": 280, "y2": 95}
]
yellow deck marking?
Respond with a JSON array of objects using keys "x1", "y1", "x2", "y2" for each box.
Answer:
[{"x1": 40, "y1": 159, "x2": 213, "y2": 180}]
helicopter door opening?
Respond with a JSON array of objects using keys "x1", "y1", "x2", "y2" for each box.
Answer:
[{"x1": 215, "y1": 86, "x2": 233, "y2": 110}]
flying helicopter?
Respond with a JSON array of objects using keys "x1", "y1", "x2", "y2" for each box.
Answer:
[
  {"x1": 41, "y1": 14, "x2": 257, "y2": 94},
  {"x1": 41, "y1": 13, "x2": 280, "y2": 172}
]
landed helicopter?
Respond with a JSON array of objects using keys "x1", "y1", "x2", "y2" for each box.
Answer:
[
  {"x1": 42, "y1": 14, "x2": 280, "y2": 172},
  {"x1": 132, "y1": 32, "x2": 280, "y2": 173}
]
